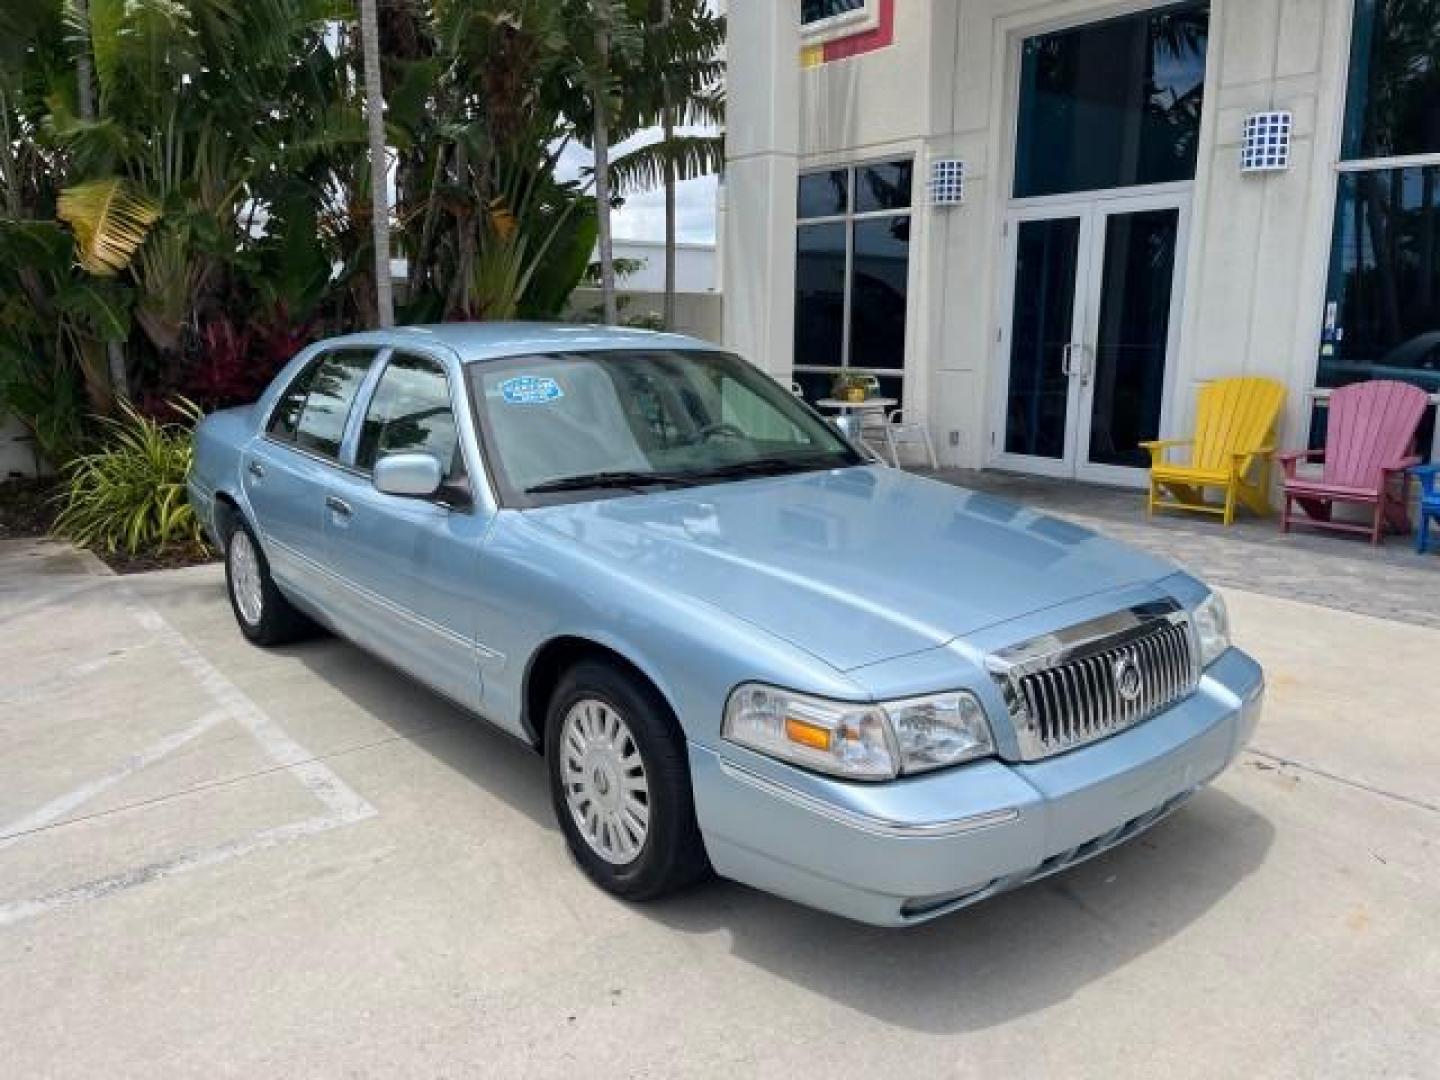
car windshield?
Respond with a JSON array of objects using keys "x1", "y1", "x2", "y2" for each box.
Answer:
[{"x1": 468, "y1": 349, "x2": 863, "y2": 502}]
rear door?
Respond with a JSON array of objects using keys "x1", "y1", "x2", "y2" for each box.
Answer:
[
  {"x1": 242, "y1": 347, "x2": 378, "y2": 611},
  {"x1": 321, "y1": 349, "x2": 495, "y2": 710}
]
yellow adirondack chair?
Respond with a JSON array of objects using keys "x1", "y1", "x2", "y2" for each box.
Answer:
[{"x1": 1142, "y1": 377, "x2": 1286, "y2": 525}]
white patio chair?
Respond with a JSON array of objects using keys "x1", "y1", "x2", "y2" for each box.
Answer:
[
  {"x1": 833, "y1": 415, "x2": 890, "y2": 466},
  {"x1": 880, "y1": 408, "x2": 939, "y2": 470}
]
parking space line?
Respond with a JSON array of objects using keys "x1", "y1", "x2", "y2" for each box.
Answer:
[
  {"x1": 0, "y1": 585, "x2": 377, "y2": 928},
  {"x1": 0, "y1": 707, "x2": 229, "y2": 853}
]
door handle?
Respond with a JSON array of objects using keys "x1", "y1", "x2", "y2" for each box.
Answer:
[
  {"x1": 325, "y1": 495, "x2": 353, "y2": 519},
  {"x1": 246, "y1": 460, "x2": 265, "y2": 480},
  {"x1": 1061, "y1": 343, "x2": 1076, "y2": 377}
]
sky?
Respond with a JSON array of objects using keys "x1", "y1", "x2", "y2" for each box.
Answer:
[{"x1": 556, "y1": 129, "x2": 720, "y2": 246}]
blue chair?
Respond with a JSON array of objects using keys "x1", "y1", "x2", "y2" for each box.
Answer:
[{"x1": 1414, "y1": 465, "x2": 1440, "y2": 554}]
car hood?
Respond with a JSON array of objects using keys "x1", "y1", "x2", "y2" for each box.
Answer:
[{"x1": 525, "y1": 467, "x2": 1177, "y2": 671}]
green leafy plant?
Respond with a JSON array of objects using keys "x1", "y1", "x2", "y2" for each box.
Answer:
[{"x1": 53, "y1": 398, "x2": 207, "y2": 556}]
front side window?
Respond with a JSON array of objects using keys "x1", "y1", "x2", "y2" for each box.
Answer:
[
  {"x1": 292, "y1": 350, "x2": 375, "y2": 460},
  {"x1": 1014, "y1": 3, "x2": 1210, "y2": 198},
  {"x1": 469, "y1": 350, "x2": 861, "y2": 503},
  {"x1": 356, "y1": 353, "x2": 465, "y2": 481},
  {"x1": 794, "y1": 158, "x2": 912, "y2": 404}
]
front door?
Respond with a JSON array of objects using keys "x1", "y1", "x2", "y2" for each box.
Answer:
[
  {"x1": 993, "y1": 196, "x2": 1188, "y2": 486},
  {"x1": 322, "y1": 350, "x2": 494, "y2": 712}
]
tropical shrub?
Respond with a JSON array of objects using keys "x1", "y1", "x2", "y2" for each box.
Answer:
[
  {"x1": 0, "y1": 0, "x2": 724, "y2": 488},
  {"x1": 53, "y1": 399, "x2": 205, "y2": 557}
]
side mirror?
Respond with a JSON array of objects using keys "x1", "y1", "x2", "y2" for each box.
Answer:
[{"x1": 373, "y1": 453, "x2": 444, "y2": 499}]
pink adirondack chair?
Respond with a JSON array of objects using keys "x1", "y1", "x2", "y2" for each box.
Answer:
[{"x1": 1279, "y1": 380, "x2": 1430, "y2": 544}]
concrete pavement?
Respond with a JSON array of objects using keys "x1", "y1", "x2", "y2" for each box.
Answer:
[{"x1": 1, "y1": 537, "x2": 1435, "y2": 1078}]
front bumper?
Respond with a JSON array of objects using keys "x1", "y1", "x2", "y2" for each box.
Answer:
[{"x1": 690, "y1": 648, "x2": 1264, "y2": 927}]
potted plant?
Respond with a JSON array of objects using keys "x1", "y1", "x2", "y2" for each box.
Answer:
[{"x1": 832, "y1": 372, "x2": 869, "y2": 404}]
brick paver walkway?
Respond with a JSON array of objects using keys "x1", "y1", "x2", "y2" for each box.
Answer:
[{"x1": 929, "y1": 469, "x2": 1440, "y2": 630}]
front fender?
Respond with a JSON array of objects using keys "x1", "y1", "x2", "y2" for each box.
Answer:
[{"x1": 478, "y1": 514, "x2": 866, "y2": 750}]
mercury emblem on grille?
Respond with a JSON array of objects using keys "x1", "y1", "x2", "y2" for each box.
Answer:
[{"x1": 1114, "y1": 653, "x2": 1144, "y2": 703}]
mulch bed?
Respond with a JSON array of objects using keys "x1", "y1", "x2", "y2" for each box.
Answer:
[
  {"x1": 95, "y1": 544, "x2": 219, "y2": 575},
  {"x1": 0, "y1": 477, "x2": 218, "y2": 574},
  {"x1": 0, "y1": 478, "x2": 60, "y2": 539}
]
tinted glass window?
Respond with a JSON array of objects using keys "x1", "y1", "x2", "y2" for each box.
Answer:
[
  {"x1": 1319, "y1": 166, "x2": 1440, "y2": 395},
  {"x1": 801, "y1": 0, "x2": 864, "y2": 25},
  {"x1": 854, "y1": 161, "x2": 913, "y2": 213},
  {"x1": 1005, "y1": 218, "x2": 1081, "y2": 459},
  {"x1": 1342, "y1": 0, "x2": 1440, "y2": 160},
  {"x1": 356, "y1": 353, "x2": 464, "y2": 480},
  {"x1": 1014, "y1": 3, "x2": 1209, "y2": 198},
  {"x1": 849, "y1": 217, "x2": 910, "y2": 370},
  {"x1": 798, "y1": 170, "x2": 848, "y2": 218},
  {"x1": 293, "y1": 350, "x2": 374, "y2": 459},
  {"x1": 268, "y1": 359, "x2": 320, "y2": 441},
  {"x1": 1087, "y1": 208, "x2": 1179, "y2": 467},
  {"x1": 795, "y1": 222, "x2": 847, "y2": 368}
]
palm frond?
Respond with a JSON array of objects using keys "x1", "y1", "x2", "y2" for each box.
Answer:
[
  {"x1": 609, "y1": 134, "x2": 723, "y2": 196},
  {"x1": 56, "y1": 177, "x2": 162, "y2": 276}
]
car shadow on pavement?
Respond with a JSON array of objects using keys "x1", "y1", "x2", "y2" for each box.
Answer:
[
  {"x1": 267, "y1": 614, "x2": 1274, "y2": 1037},
  {"x1": 644, "y1": 787, "x2": 1274, "y2": 1034},
  {"x1": 273, "y1": 634, "x2": 559, "y2": 829}
]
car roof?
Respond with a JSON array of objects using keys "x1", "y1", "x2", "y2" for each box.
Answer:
[{"x1": 316, "y1": 321, "x2": 721, "y2": 363}]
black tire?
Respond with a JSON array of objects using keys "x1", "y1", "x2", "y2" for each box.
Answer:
[
  {"x1": 223, "y1": 518, "x2": 313, "y2": 647},
  {"x1": 546, "y1": 659, "x2": 710, "y2": 901}
]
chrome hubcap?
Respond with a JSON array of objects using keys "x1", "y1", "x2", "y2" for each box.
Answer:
[
  {"x1": 561, "y1": 698, "x2": 650, "y2": 865},
  {"x1": 229, "y1": 531, "x2": 264, "y2": 627}
]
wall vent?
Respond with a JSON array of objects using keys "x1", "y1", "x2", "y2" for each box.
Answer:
[
  {"x1": 1241, "y1": 111, "x2": 1293, "y2": 173},
  {"x1": 929, "y1": 159, "x2": 966, "y2": 206}
]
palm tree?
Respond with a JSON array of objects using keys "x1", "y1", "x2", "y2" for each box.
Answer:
[
  {"x1": 611, "y1": 0, "x2": 725, "y2": 328},
  {"x1": 659, "y1": 0, "x2": 675, "y2": 328},
  {"x1": 359, "y1": 0, "x2": 394, "y2": 328},
  {"x1": 591, "y1": 1, "x2": 619, "y2": 325}
]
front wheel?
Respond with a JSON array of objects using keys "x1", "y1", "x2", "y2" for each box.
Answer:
[
  {"x1": 546, "y1": 660, "x2": 710, "y2": 901},
  {"x1": 224, "y1": 520, "x2": 313, "y2": 646}
]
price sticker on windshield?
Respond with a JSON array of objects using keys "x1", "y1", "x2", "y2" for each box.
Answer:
[{"x1": 500, "y1": 375, "x2": 564, "y2": 405}]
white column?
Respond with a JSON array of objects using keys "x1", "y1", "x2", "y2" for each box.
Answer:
[{"x1": 722, "y1": 1, "x2": 800, "y2": 376}]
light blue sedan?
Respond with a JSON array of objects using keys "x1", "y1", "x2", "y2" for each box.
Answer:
[{"x1": 189, "y1": 323, "x2": 1264, "y2": 926}]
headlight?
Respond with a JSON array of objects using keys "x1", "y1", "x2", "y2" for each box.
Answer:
[
  {"x1": 1192, "y1": 591, "x2": 1231, "y2": 668},
  {"x1": 722, "y1": 684, "x2": 994, "y2": 781}
]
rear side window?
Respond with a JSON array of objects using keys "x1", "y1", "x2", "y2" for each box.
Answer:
[
  {"x1": 267, "y1": 358, "x2": 321, "y2": 441},
  {"x1": 290, "y1": 350, "x2": 375, "y2": 459},
  {"x1": 356, "y1": 353, "x2": 465, "y2": 480}
]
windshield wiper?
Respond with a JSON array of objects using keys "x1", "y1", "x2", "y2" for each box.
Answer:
[
  {"x1": 691, "y1": 454, "x2": 851, "y2": 480},
  {"x1": 525, "y1": 470, "x2": 704, "y2": 495}
]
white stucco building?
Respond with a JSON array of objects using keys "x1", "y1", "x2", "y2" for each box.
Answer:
[{"x1": 723, "y1": 0, "x2": 1440, "y2": 483}]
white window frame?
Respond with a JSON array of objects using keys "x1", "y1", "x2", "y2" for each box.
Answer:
[
  {"x1": 795, "y1": 157, "x2": 915, "y2": 389},
  {"x1": 799, "y1": 0, "x2": 879, "y2": 47}
]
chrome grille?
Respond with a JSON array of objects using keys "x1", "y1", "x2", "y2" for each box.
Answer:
[{"x1": 988, "y1": 603, "x2": 1200, "y2": 761}]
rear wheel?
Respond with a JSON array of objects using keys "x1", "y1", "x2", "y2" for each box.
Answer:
[
  {"x1": 224, "y1": 519, "x2": 312, "y2": 646},
  {"x1": 546, "y1": 660, "x2": 710, "y2": 901}
]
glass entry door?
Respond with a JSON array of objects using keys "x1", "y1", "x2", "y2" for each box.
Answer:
[{"x1": 995, "y1": 194, "x2": 1186, "y2": 484}]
